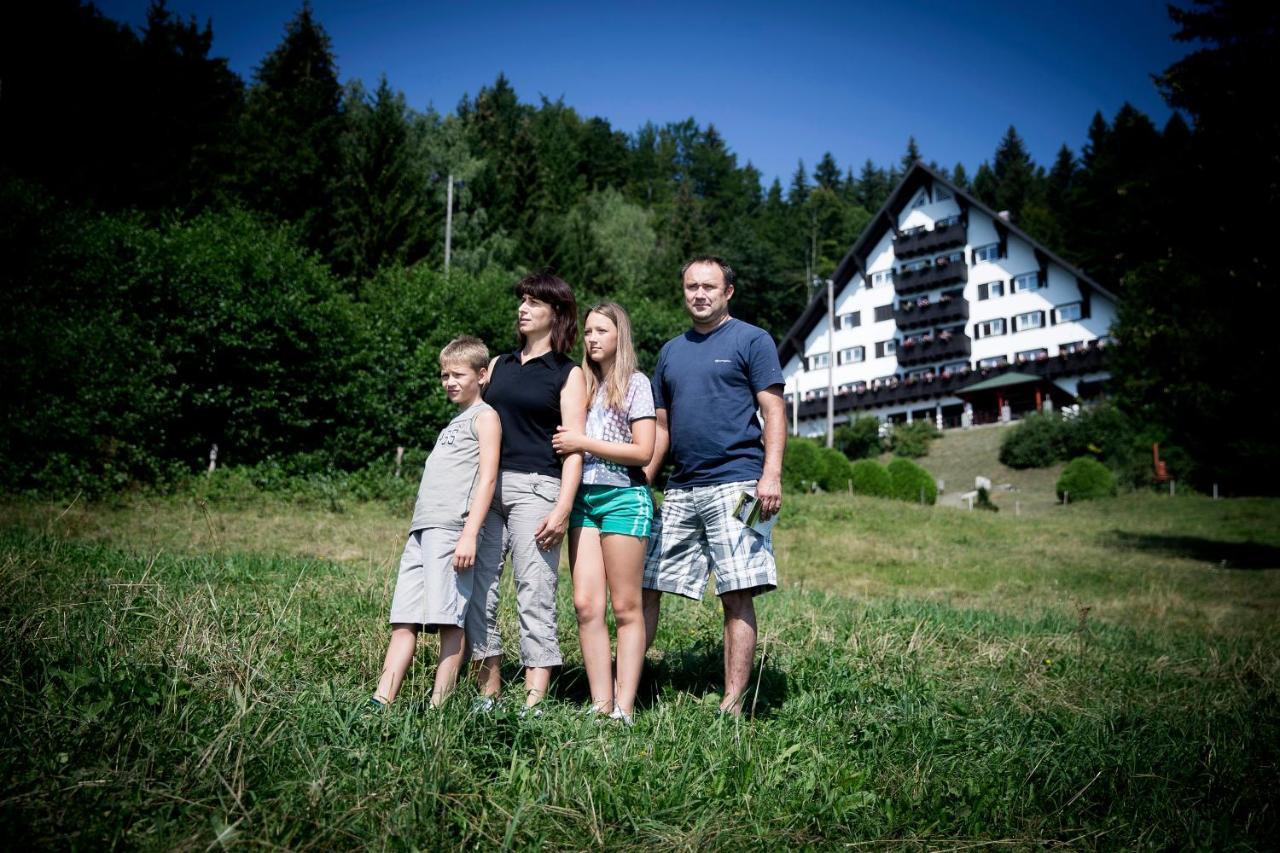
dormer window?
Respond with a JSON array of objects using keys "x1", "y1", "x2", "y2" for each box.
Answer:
[
  {"x1": 1054, "y1": 302, "x2": 1082, "y2": 323},
  {"x1": 973, "y1": 243, "x2": 1001, "y2": 263},
  {"x1": 935, "y1": 186, "x2": 953, "y2": 201},
  {"x1": 1013, "y1": 272, "x2": 1045, "y2": 292}
]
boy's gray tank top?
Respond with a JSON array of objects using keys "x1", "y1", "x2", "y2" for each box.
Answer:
[{"x1": 409, "y1": 402, "x2": 492, "y2": 532}]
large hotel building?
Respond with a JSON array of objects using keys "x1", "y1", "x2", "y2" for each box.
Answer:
[{"x1": 778, "y1": 162, "x2": 1116, "y2": 435}]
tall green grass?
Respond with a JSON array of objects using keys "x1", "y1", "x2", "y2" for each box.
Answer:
[{"x1": 2, "y1": 490, "x2": 1278, "y2": 847}]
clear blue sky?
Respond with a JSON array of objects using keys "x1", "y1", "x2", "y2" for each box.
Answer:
[{"x1": 98, "y1": 0, "x2": 1186, "y2": 187}]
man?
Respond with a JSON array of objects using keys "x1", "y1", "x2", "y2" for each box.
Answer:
[{"x1": 642, "y1": 255, "x2": 786, "y2": 716}]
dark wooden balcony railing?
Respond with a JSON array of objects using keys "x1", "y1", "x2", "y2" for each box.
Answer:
[
  {"x1": 790, "y1": 340, "x2": 1111, "y2": 419},
  {"x1": 893, "y1": 296, "x2": 969, "y2": 330},
  {"x1": 893, "y1": 218, "x2": 966, "y2": 259},
  {"x1": 897, "y1": 332, "x2": 972, "y2": 367},
  {"x1": 894, "y1": 259, "x2": 968, "y2": 295}
]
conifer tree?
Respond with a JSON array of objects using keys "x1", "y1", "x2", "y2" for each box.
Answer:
[
  {"x1": 331, "y1": 78, "x2": 432, "y2": 280},
  {"x1": 813, "y1": 152, "x2": 842, "y2": 192},
  {"x1": 236, "y1": 4, "x2": 343, "y2": 251},
  {"x1": 900, "y1": 136, "x2": 922, "y2": 171}
]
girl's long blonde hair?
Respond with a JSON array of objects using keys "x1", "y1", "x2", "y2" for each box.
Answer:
[{"x1": 581, "y1": 302, "x2": 638, "y2": 412}]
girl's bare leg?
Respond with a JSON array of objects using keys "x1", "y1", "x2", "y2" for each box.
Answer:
[
  {"x1": 602, "y1": 534, "x2": 647, "y2": 717},
  {"x1": 570, "y1": 526, "x2": 613, "y2": 713}
]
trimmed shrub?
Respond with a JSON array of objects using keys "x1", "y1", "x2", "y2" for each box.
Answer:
[
  {"x1": 834, "y1": 416, "x2": 883, "y2": 460},
  {"x1": 998, "y1": 411, "x2": 1064, "y2": 468},
  {"x1": 1056, "y1": 457, "x2": 1117, "y2": 502},
  {"x1": 887, "y1": 457, "x2": 937, "y2": 505},
  {"x1": 818, "y1": 447, "x2": 855, "y2": 492},
  {"x1": 783, "y1": 438, "x2": 825, "y2": 493},
  {"x1": 888, "y1": 419, "x2": 940, "y2": 458},
  {"x1": 848, "y1": 459, "x2": 892, "y2": 498}
]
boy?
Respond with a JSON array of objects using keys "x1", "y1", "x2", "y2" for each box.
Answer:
[{"x1": 370, "y1": 336, "x2": 503, "y2": 707}]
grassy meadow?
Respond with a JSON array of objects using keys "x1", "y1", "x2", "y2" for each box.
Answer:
[{"x1": 2, "y1": 478, "x2": 1278, "y2": 848}]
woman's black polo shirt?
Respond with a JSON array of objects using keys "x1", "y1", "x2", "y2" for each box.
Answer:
[{"x1": 484, "y1": 349, "x2": 577, "y2": 478}]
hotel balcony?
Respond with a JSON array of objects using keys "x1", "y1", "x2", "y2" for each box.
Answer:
[
  {"x1": 893, "y1": 219, "x2": 966, "y2": 259},
  {"x1": 795, "y1": 369, "x2": 974, "y2": 418},
  {"x1": 791, "y1": 339, "x2": 1111, "y2": 421},
  {"x1": 894, "y1": 258, "x2": 968, "y2": 295},
  {"x1": 897, "y1": 332, "x2": 972, "y2": 367},
  {"x1": 893, "y1": 296, "x2": 969, "y2": 330}
]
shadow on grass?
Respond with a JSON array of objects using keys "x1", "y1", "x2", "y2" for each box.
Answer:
[
  {"x1": 635, "y1": 643, "x2": 790, "y2": 718},
  {"x1": 1106, "y1": 530, "x2": 1280, "y2": 570}
]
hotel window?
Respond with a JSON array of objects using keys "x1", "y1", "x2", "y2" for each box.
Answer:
[
  {"x1": 937, "y1": 250, "x2": 965, "y2": 265},
  {"x1": 973, "y1": 243, "x2": 1001, "y2": 263},
  {"x1": 906, "y1": 368, "x2": 932, "y2": 380},
  {"x1": 841, "y1": 311, "x2": 861, "y2": 328},
  {"x1": 977, "y1": 280, "x2": 1005, "y2": 300},
  {"x1": 1016, "y1": 348, "x2": 1048, "y2": 362},
  {"x1": 809, "y1": 353, "x2": 830, "y2": 369},
  {"x1": 875, "y1": 339, "x2": 897, "y2": 358},
  {"x1": 1013, "y1": 271, "x2": 1044, "y2": 292},
  {"x1": 1053, "y1": 302, "x2": 1082, "y2": 323},
  {"x1": 942, "y1": 361, "x2": 969, "y2": 373},
  {"x1": 935, "y1": 187, "x2": 954, "y2": 202},
  {"x1": 911, "y1": 191, "x2": 928, "y2": 208},
  {"x1": 978, "y1": 355, "x2": 1009, "y2": 369},
  {"x1": 1013, "y1": 310, "x2": 1045, "y2": 332},
  {"x1": 874, "y1": 304, "x2": 894, "y2": 322},
  {"x1": 974, "y1": 318, "x2": 1006, "y2": 339},
  {"x1": 901, "y1": 258, "x2": 930, "y2": 273},
  {"x1": 838, "y1": 346, "x2": 865, "y2": 365},
  {"x1": 1059, "y1": 340, "x2": 1085, "y2": 354},
  {"x1": 870, "y1": 270, "x2": 894, "y2": 287}
]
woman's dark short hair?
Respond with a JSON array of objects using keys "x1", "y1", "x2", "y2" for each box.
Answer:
[
  {"x1": 680, "y1": 255, "x2": 736, "y2": 289},
  {"x1": 515, "y1": 271, "x2": 578, "y2": 354}
]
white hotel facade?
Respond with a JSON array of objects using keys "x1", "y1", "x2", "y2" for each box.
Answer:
[{"x1": 778, "y1": 162, "x2": 1117, "y2": 435}]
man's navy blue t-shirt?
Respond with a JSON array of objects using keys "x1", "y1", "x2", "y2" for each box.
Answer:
[{"x1": 651, "y1": 318, "x2": 784, "y2": 489}]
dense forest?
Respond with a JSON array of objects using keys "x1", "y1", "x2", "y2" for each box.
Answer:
[{"x1": 1, "y1": 0, "x2": 1276, "y2": 493}]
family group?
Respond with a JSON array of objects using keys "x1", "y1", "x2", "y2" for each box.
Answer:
[{"x1": 369, "y1": 256, "x2": 787, "y2": 723}]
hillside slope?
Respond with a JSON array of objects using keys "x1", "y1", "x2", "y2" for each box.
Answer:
[{"x1": 902, "y1": 422, "x2": 1066, "y2": 514}]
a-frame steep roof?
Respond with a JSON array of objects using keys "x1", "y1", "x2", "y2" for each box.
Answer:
[{"x1": 776, "y1": 160, "x2": 1115, "y2": 365}]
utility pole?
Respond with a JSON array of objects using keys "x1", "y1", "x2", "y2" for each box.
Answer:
[
  {"x1": 826, "y1": 277, "x2": 835, "y2": 448},
  {"x1": 444, "y1": 173, "x2": 454, "y2": 276}
]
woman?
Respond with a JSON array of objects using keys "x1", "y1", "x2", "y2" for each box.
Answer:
[
  {"x1": 552, "y1": 303, "x2": 655, "y2": 725},
  {"x1": 472, "y1": 272, "x2": 587, "y2": 712}
]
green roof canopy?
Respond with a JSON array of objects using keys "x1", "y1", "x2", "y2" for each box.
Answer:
[{"x1": 958, "y1": 371, "x2": 1050, "y2": 394}]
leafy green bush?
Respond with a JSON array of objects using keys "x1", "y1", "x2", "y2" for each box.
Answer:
[
  {"x1": 817, "y1": 447, "x2": 855, "y2": 492},
  {"x1": 888, "y1": 419, "x2": 940, "y2": 458},
  {"x1": 2, "y1": 203, "x2": 360, "y2": 494},
  {"x1": 848, "y1": 459, "x2": 892, "y2": 498},
  {"x1": 1056, "y1": 457, "x2": 1117, "y2": 502},
  {"x1": 999, "y1": 412, "x2": 1065, "y2": 468},
  {"x1": 887, "y1": 457, "x2": 937, "y2": 505},
  {"x1": 782, "y1": 438, "x2": 825, "y2": 493},
  {"x1": 834, "y1": 416, "x2": 883, "y2": 460}
]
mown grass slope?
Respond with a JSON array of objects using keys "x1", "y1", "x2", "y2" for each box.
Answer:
[{"x1": 2, "y1": 490, "x2": 1277, "y2": 848}]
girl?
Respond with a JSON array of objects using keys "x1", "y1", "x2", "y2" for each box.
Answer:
[{"x1": 551, "y1": 302, "x2": 655, "y2": 724}]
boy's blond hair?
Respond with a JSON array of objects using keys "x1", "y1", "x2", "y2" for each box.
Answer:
[{"x1": 439, "y1": 336, "x2": 489, "y2": 372}]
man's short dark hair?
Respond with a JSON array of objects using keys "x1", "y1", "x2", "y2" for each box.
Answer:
[{"x1": 681, "y1": 255, "x2": 736, "y2": 289}]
